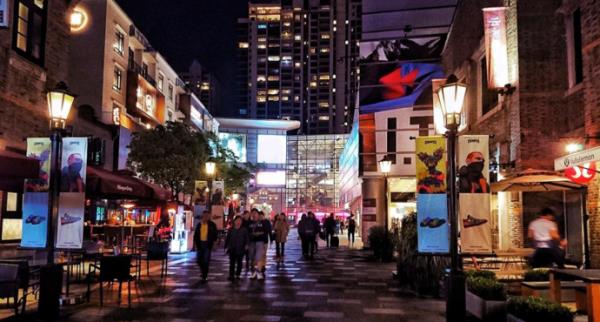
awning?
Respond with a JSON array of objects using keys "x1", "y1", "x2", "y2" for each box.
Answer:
[
  {"x1": 86, "y1": 166, "x2": 150, "y2": 199},
  {"x1": 115, "y1": 170, "x2": 171, "y2": 201},
  {"x1": 491, "y1": 169, "x2": 586, "y2": 192},
  {"x1": 0, "y1": 150, "x2": 40, "y2": 191}
]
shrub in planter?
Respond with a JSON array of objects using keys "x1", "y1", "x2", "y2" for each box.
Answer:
[
  {"x1": 465, "y1": 270, "x2": 497, "y2": 281},
  {"x1": 523, "y1": 268, "x2": 549, "y2": 282},
  {"x1": 367, "y1": 225, "x2": 394, "y2": 262},
  {"x1": 507, "y1": 296, "x2": 574, "y2": 322},
  {"x1": 467, "y1": 277, "x2": 506, "y2": 301}
]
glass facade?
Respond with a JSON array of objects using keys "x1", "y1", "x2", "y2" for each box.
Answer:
[{"x1": 286, "y1": 134, "x2": 348, "y2": 216}]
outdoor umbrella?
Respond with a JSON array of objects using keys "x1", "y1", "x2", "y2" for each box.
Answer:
[{"x1": 491, "y1": 168, "x2": 586, "y2": 192}]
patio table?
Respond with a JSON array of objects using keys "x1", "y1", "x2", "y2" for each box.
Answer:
[{"x1": 550, "y1": 268, "x2": 600, "y2": 322}]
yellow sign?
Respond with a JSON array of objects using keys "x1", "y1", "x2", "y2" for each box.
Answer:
[{"x1": 415, "y1": 136, "x2": 447, "y2": 194}]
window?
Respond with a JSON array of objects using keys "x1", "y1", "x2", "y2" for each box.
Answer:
[
  {"x1": 114, "y1": 29, "x2": 125, "y2": 55},
  {"x1": 481, "y1": 57, "x2": 498, "y2": 116},
  {"x1": 318, "y1": 116, "x2": 329, "y2": 121},
  {"x1": 12, "y1": 0, "x2": 47, "y2": 65},
  {"x1": 157, "y1": 74, "x2": 164, "y2": 91},
  {"x1": 112, "y1": 67, "x2": 122, "y2": 91},
  {"x1": 168, "y1": 84, "x2": 174, "y2": 101},
  {"x1": 387, "y1": 118, "x2": 397, "y2": 163},
  {"x1": 567, "y1": 8, "x2": 584, "y2": 86}
]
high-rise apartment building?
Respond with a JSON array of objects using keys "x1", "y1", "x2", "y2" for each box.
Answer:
[
  {"x1": 237, "y1": 0, "x2": 361, "y2": 134},
  {"x1": 181, "y1": 59, "x2": 220, "y2": 115}
]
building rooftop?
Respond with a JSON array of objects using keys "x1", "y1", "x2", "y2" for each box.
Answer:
[{"x1": 216, "y1": 118, "x2": 301, "y2": 131}]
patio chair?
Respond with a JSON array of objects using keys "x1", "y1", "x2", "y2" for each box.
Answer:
[
  {"x1": 0, "y1": 263, "x2": 20, "y2": 315},
  {"x1": 146, "y1": 241, "x2": 169, "y2": 278},
  {"x1": 0, "y1": 259, "x2": 40, "y2": 314},
  {"x1": 86, "y1": 255, "x2": 135, "y2": 308}
]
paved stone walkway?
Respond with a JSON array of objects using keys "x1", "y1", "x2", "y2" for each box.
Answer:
[{"x1": 2, "y1": 231, "x2": 446, "y2": 322}]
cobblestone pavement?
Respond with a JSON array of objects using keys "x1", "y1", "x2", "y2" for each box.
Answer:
[{"x1": 2, "y1": 231, "x2": 447, "y2": 322}]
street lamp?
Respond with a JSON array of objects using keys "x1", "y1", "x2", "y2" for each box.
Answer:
[
  {"x1": 40, "y1": 82, "x2": 76, "y2": 318},
  {"x1": 379, "y1": 155, "x2": 392, "y2": 233},
  {"x1": 437, "y1": 74, "x2": 467, "y2": 322}
]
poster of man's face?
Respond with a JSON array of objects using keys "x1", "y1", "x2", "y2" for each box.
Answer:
[{"x1": 458, "y1": 136, "x2": 490, "y2": 193}]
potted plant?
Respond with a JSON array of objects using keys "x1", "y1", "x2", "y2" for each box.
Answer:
[
  {"x1": 465, "y1": 276, "x2": 507, "y2": 321},
  {"x1": 523, "y1": 268, "x2": 549, "y2": 282},
  {"x1": 367, "y1": 225, "x2": 394, "y2": 262},
  {"x1": 465, "y1": 269, "x2": 497, "y2": 280},
  {"x1": 507, "y1": 296, "x2": 574, "y2": 322}
]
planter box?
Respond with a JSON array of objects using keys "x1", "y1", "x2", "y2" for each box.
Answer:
[
  {"x1": 465, "y1": 290, "x2": 506, "y2": 321},
  {"x1": 506, "y1": 314, "x2": 526, "y2": 322}
]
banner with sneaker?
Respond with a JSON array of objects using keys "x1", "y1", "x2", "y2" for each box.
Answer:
[
  {"x1": 56, "y1": 137, "x2": 88, "y2": 249},
  {"x1": 458, "y1": 135, "x2": 492, "y2": 253},
  {"x1": 415, "y1": 136, "x2": 449, "y2": 253}
]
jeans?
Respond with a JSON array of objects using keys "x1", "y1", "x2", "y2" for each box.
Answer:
[
  {"x1": 229, "y1": 253, "x2": 244, "y2": 277},
  {"x1": 326, "y1": 231, "x2": 334, "y2": 247},
  {"x1": 300, "y1": 235, "x2": 308, "y2": 256},
  {"x1": 530, "y1": 247, "x2": 565, "y2": 268},
  {"x1": 308, "y1": 235, "x2": 316, "y2": 257},
  {"x1": 248, "y1": 241, "x2": 265, "y2": 271},
  {"x1": 196, "y1": 241, "x2": 212, "y2": 279},
  {"x1": 348, "y1": 230, "x2": 355, "y2": 244},
  {"x1": 276, "y1": 242, "x2": 285, "y2": 257}
]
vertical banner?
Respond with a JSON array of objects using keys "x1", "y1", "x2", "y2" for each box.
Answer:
[
  {"x1": 0, "y1": 0, "x2": 7, "y2": 27},
  {"x1": 21, "y1": 138, "x2": 52, "y2": 248},
  {"x1": 415, "y1": 136, "x2": 449, "y2": 253},
  {"x1": 458, "y1": 135, "x2": 492, "y2": 253},
  {"x1": 56, "y1": 138, "x2": 87, "y2": 249},
  {"x1": 192, "y1": 180, "x2": 208, "y2": 226},
  {"x1": 483, "y1": 7, "x2": 509, "y2": 89}
]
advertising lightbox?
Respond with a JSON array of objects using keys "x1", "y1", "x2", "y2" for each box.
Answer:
[
  {"x1": 218, "y1": 133, "x2": 247, "y2": 162},
  {"x1": 256, "y1": 171, "x2": 286, "y2": 186},
  {"x1": 257, "y1": 135, "x2": 286, "y2": 164}
]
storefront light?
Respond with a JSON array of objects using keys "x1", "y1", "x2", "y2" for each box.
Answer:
[
  {"x1": 70, "y1": 8, "x2": 88, "y2": 32},
  {"x1": 379, "y1": 155, "x2": 392, "y2": 175},
  {"x1": 566, "y1": 143, "x2": 584, "y2": 154}
]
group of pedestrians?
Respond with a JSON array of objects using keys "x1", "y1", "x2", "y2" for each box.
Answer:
[{"x1": 194, "y1": 208, "x2": 290, "y2": 282}]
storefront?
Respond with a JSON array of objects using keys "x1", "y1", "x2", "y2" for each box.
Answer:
[{"x1": 387, "y1": 178, "x2": 417, "y2": 234}]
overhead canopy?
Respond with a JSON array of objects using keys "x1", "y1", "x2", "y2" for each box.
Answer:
[
  {"x1": 87, "y1": 166, "x2": 151, "y2": 199},
  {"x1": 491, "y1": 169, "x2": 586, "y2": 192},
  {"x1": 0, "y1": 150, "x2": 40, "y2": 192},
  {"x1": 362, "y1": 0, "x2": 459, "y2": 41}
]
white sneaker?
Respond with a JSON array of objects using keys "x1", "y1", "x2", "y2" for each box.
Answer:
[
  {"x1": 250, "y1": 271, "x2": 257, "y2": 279},
  {"x1": 257, "y1": 272, "x2": 264, "y2": 280}
]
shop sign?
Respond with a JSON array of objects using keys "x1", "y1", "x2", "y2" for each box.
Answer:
[
  {"x1": 483, "y1": 7, "x2": 510, "y2": 88},
  {"x1": 0, "y1": 0, "x2": 8, "y2": 27},
  {"x1": 363, "y1": 198, "x2": 376, "y2": 214},
  {"x1": 564, "y1": 162, "x2": 596, "y2": 184},
  {"x1": 554, "y1": 146, "x2": 600, "y2": 171}
]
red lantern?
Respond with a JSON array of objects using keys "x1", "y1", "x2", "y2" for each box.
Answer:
[{"x1": 564, "y1": 162, "x2": 596, "y2": 184}]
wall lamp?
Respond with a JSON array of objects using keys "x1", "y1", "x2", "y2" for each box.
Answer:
[{"x1": 498, "y1": 83, "x2": 516, "y2": 96}]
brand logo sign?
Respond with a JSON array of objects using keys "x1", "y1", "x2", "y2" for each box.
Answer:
[
  {"x1": 555, "y1": 147, "x2": 600, "y2": 171},
  {"x1": 116, "y1": 184, "x2": 133, "y2": 192},
  {"x1": 564, "y1": 162, "x2": 596, "y2": 184}
]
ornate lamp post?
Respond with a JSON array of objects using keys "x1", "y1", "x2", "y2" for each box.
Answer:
[
  {"x1": 378, "y1": 155, "x2": 392, "y2": 233},
  {"x1": 40, "y1": 82, "x2": 76, "y2": 318},
  {"x1": 437, "y1": 74, "x2": 468, "y2": 322}
]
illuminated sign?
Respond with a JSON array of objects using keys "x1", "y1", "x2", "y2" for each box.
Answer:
[
  {"x1": 256, "y1": 171, "x2": 286, "y2": 186},
  {"x1": 554, "y1": 146, "x2": 600, "y2": 171},
  {"x1": 0, "y1": 0, "x2": 8, "y2": 28},
  {"x1": 483, "y1": 7, "x2": 510, "y2": 88},
  {"x1": 257, "y1": 135, "x2": 286, "y2": 164},
  {"x1": 218, "y1": 133, "x2": 247, "y2": 162},
  {"x1": 564, "y1": 163, "x2": 596, "y2": 184},
  {"x1": 190, "y1": 107, "x2": 204, "y2": 129},
  {"x1": 112, "y1": 107, "x2": 120, "y2": 125}
]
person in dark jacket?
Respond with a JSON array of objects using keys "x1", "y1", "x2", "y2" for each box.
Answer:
[
  {"x1": 348, "y1": 214, "x2": 357, "y2": 248},
  {"x1": 241, "y1": 210, "x2": 251, "y2": 271},
  {"x1": 194, "y1": 210, "x2": 218, "y2": 282},
  {"x1": 306, "y1": 212, "x2": 320, "y2": 259},
  {"x1": 225, "y1": 215, "x2": 249, "y2": 281},
  {"x1": 297, "y1": 213, "x2": 309, "y2": 257},
  {"x1": 248, "y1": 209, "x2": 269, "y2": 280},
  {"x1": 324, "y1": 213, "x2": 336, "y2": 247},
  {"x1": 258, "y1": 211, "x2": 272, "y2": 274}
]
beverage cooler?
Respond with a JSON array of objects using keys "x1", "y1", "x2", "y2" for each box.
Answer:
[{"x1": 170, "y1": 209, "x2": 194, "y2": 253}]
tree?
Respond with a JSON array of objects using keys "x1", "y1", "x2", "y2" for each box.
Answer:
[{"x1": 128, "y1": 121, "x2": 212, "y2": 201}]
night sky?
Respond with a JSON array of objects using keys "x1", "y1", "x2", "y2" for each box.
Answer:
[{"x1": 115, "y1": 0, "x2": 249, "y2": 116}]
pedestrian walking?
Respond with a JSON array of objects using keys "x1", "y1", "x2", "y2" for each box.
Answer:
[
  {"x1": 194, "y1": 210, "x2": 218, "y2": 283},
  {"x1": 225, "y1": 215, "x2": 249, "y2": 281},
  {"x1": 348, "y1": 214, "x2": 356, "y2": 248},
  {"x1": 274, "y1": 213, "x2": 290, "y2": 262},
  {"x1": 259, "y1": 211, "x2": 272, "y2": 275},
  {"x1": 248, "y1": 209, "x2": 270, "y2": 280},
  {"x1": 527, "y1": 207, "x2": 566, "y2": 268},
  {"x1": 241, "y1": 210, "x2": 252, "y2": 271},
  {"x1": 297, "y1": 213, "x2": 309, "y2": 258},
  {"x1": 324, "y1": 212, "x2": 336, "y2": 247},
  {"x1": 307, "y1": 212, "x2": 320, "y2": 259}
]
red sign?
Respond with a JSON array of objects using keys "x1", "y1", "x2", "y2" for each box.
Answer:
[{"x1": 564, "y1": 162, "x2": 596, "y2": 184}]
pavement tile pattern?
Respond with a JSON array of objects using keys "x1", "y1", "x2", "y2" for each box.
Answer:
[{"x1": 1, "y1": 231, "x2": 446, "y2": 322}]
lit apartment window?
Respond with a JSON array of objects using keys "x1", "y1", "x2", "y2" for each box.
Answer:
[
  {"x1": 319, "y1": 102, "x2": 329, "y2": 108},
  {"x1": 294, "y1": 96, "x2": 300, "y2": 102},
  {"x1": 267, "y1": 89, "x2": 280, "y2": 95},
  {"x1": 268, "y1": 96, "x2": 279, "y2": 101},
  {"x1": 320, "y1": 48, "x2": 329, "y2": 53},
  {"x1": 114, "y1": 29, "x2": 125, "y2": 55},
  {"x1": 310, "y1": 48, "x2": 316, "y2": 54},
  {"x1": 281, "y1": 89, "x2": 291, "y2": 94},
  {"x1": 157, "y1": 74, "x2": 164, "y2": 91},
  {"x1": 257, "y1": 75, "x2": 266, "y2": 82},
  {"x1": 318, "y1": 116, "x2": 329, "y2": 121},
  {"x1": 201, "y1": 82, "x2": 210, "y2": 90},
  {"x1": 320, "y1": 33, "x2": 330, "y2": 40},
  {"x1": 319, "y1": 74, "x2": 330, "y2": 80},
  {"x1": 268, "y1": 56, "x2": 280, "y2": 61},
  {"x1": 281, "y1": 96, "x2": 289, "y2": 101},
  {"x1": 112, "y1": 67, "x2": 122, "y2": 91},
  {"x1": 13, "y1": 0, "x2": 47, "y2": 65},
  {"x1": 168, "y1": 84, "x2": 174, "y2": 101},
  {"x1": 258, "y1": 44, "x2": 267, "y2": 49},
  {"x1": 267, "y1": 75, "x2": 280, "y2": 81},
  {"x1": 310, "y1": 81, "x2": 317, "y2": 88},
  {"x1": 257, "y1": 96, "x2": 266, "y2": 103},
  {"x1": 238, "y1": 42, "x2": 249, "y2": 48},
  {"x1": 258, "y1": 37, "x2": 267, "y2": 42},
  {"x1": 294, "y1": 35, "x2": 301, "y2": 41}
]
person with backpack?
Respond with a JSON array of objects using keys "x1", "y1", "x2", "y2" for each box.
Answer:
[
  {"x1": 194, "y1": 210, "x2": 218, "y2": 283},
  {"x1": 348, "y1": 214, "x2": 357, "y2": 248},
  {"x1": 225, "y1": 215, "x2": 249, "y2": 281},
  {"x1": 273, "y1": 213, "x2": 290, "y2": 262}
]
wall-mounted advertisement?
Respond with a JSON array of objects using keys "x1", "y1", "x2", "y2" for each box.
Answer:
[
  {"x1": 256, "y1": 171, "x2": 286, "y2": 186},
  {"x1": 257, "y1": 135, "x2": 286, "y2": 164},
  {"x1": 56, "y1": 137, "x2": 88, "y2": 249},
  {"x1": 218, "y1": 133, "x2": 247, "y2": 162},
  {"x1": 416, "y1": 194, "x2": 449, "y2": 253},
  {"x1": 0, "y1": 0, "x2": 8, "y2": 27},
  {"x1": 458, "y1": 135, "x2": 492, "y2": 254}
]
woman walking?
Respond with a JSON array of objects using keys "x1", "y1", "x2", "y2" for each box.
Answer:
[
  {"x1": 273, "y1": 213, "x2": 290, "y2": 262},
  {"x1": 225, "y1": 215, "x2": 249, "y2": 281}
]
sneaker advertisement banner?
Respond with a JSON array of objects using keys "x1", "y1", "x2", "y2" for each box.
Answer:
[
  {"x1": 458, "y1": 135, "x2": 492, "y2": 254},
  {"x1": 415, "y1": 136, "x2": 449, "y2": 253},
  {"x1": 55, "y1": 137, "x2": 87, "y2": 249},
  {"x1": 21, "y1": 138, "x2": 52, "y2": 248}
]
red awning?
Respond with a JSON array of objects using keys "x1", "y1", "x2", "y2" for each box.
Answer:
[
  {"x1": 86, "y1": 166, "x2": 150, "y2": 199},
  {"x1": 0, "y1": 150, "x2": 40, "y2": 192}
]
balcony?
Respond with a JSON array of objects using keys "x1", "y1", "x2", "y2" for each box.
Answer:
[{"x1": 128, "y1": 60, "x2": 156, "y2": 87}]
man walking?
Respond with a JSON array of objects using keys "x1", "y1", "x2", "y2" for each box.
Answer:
[
  {"x1": 248, "y1": 209, "x2": 269, "y2": 280},
  {"x1": 324, "y1": 213, "x2": 336, "y2": 247},
  {"x1": 348, "y1": 214, "x2": 356, "y2": 248},
  {"x1": 225, "y1": 215, "x2": 249, "y2": 281},
  {"x1": 194, "y1": 210, "x2": 218, "y2": 283},
  {"x1": 528, "y1": 208, "x2": 565, "y2": 268}
]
